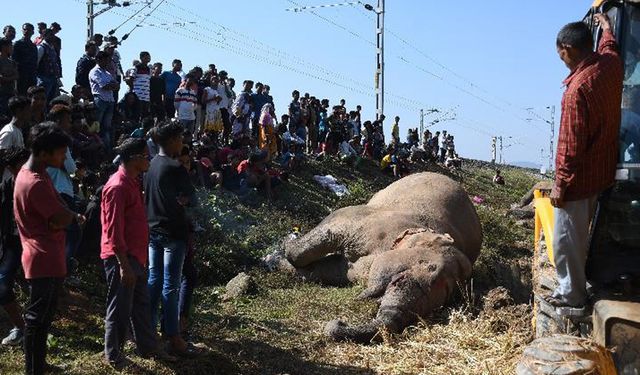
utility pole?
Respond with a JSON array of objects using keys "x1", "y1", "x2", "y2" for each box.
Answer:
[
  {"x1": 86, "y1": 0, "x2": 136, "y2": 40},
  {"x1": 499, "y1": 136, "x2": 503, "y2": 164},
  {"x1": 286, "y1": 1, "x2": 385, "y2": 120},
  {"x1": 491, "y1": 137, "x2": 497, "y2": 164},
  {"x1": 420, "y1": 109, "x2": 424, "y2": 141},
  {"x1": 374, "y1": 0, "x2": 385, "y2": 120},
  {"x1": 548, "y1": 105, "x2": 555, "y2": 173},
  {"x1": 87, "y1": 0, "x2": 94, "y2": 40}
]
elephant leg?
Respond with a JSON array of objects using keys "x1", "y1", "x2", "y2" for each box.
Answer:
[
  {"x1": 296, "y1": 254, "x2": 351, "y2": 286},
  {"x1": 285, "y1": 205, "x2": 371, "y2": 268},
  {"x1": 347, "y1": 254, "x2": 377, "y2": 286},
  {"x1": 359, "y1": 256, "x2": 409, "y2": 300},
  {"x1": 285, "y1": 226, "x2": 341, "y2": 267}
]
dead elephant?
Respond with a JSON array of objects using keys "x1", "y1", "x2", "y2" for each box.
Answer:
[{"x1": 281, "y1": 172, "x2": 483, "y2": 343}]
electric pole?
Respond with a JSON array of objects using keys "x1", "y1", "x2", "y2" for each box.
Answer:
[
  {"x1": 87, "y1": 1, "x2": 94, "y2": 40},
  {"x1": 374, "y1": 0, "x2": 385, "y2": 121},
  {"x1": 491, "y1": 137, "x2": 497, "y2": 164},
  {"x1": 548, "y1": 105, "x2": 555, "y2": 173},
  {"x1": 86, "y1": 0, "x2": 137, "y2": 40},
  {"x1": 286, "y1": 1, "x2": 385, "y2": 120},
  {"x1": 499, "y1": 136, "x2": 503, "y2": 164},
  {"x1": 420, "y1": 109, "x2": 424, "y2": 141}
]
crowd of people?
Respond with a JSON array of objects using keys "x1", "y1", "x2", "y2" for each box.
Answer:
[{"x1": 0, "y1": 20, "x2": 462, "y2": 374}]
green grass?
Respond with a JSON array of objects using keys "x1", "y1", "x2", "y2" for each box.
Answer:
[{"x1": 0, "y1": 158, "x2": 543, "y2": 374}]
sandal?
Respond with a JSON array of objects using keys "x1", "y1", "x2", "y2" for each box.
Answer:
[
  {"x1": 168, "y1": 342, "x2": 203, "y2": 358},
  {"x1": 542, "y1": 294, "x2": 583, "y2": 309}
]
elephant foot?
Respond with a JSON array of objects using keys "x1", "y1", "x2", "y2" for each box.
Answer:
[
  {"x1": 324, "y1": 319, "x2": 383, "y2": 344},
  {"x1": 357, "y1": 285, "x2": 385, "y2": 300}
]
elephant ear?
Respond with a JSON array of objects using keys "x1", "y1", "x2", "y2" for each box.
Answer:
[
  {"x1": 390, "y1": 228, "x2": 432, "y2": 251},
  {"x1": 390, "y1": 228, "x2": 456, "y2": 252}
]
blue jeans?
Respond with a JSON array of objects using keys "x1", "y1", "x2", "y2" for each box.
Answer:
[
  {"x1": 179, "y1": 119, "x2": 195, "y2": 134},
  {"x1": 61, "y1": 194, "x2": 82, "y2": 273},
  {"x1": 0, "y1": 240, "x2": 21, "y2": 305},
  {"x1": 36, "y1": 75, "x2": 59, "y2": 105},
  {"x1": 178, "y1": 251, "x2": 198, "y2": 324},
  {"x1": 147, "y1": 233, "x2": 186, "y2": 337},
  {"x1": 95, "y1": 97, "x2": 115, "y2": 151}
]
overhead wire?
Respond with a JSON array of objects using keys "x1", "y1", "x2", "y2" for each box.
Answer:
[
  {"x1": 105, "y1": 8, "x2": 435, "y2": 112},
  {"x1": 75, "y1": 0, "x2": 448, "y2": 114},
  {"x1": 286, "y1": 0, "x2": 376, "y2": 46},
  {"x1": 107, "y1": 0, "x2": 152, "y2": 35},
  {"x1": 285, "y1": 1, "x2": 364, "y2": 12},
  {"x1": 290, "y1": 0, "x2": 546, "y2": 133},
  {"x1": 350, "y1": 4, "x2": 540, "y2": 119},
  {"x1": 120, "y1": 0, "x2": 166, "y2": 41},
  {"x1": 76, "y1": 0, "x2": 377, "y2": 101},
  {"x1": 150, "y1": 0, "x2": 428, "y2": 110}
]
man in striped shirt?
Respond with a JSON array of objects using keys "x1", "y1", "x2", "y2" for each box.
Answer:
[
  {"x1": 126, "y1": 51, "x2": 152, "y2": 119},
  {"x1": 174, "y1": 74, "x2": 198, "y2": 134},
  {"x1": 548, "y1": 13, "x2": 623, "y2": 308}
]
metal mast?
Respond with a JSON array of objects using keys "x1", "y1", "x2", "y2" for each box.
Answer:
[
  {"x1": 87, "y1": 0, "x2": 94, "y2": 40},
  {"x1": 375, "y1": 0, "x2": 385, "y2": 120}
]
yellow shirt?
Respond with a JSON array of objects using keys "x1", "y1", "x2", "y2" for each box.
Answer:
[{"x1": 380, "y1": 154, "x2": 392, "y2": 170}]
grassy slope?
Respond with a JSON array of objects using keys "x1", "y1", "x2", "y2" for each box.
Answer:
[{"x1": 0, "y1": 159, "x2": 542, "y2": 375}]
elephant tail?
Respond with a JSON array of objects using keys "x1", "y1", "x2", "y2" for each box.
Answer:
[{"x1": 324, "y1": 319, "x2": 384, "y2": 344}]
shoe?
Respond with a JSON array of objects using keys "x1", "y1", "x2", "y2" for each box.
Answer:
[
  {"x1": 193, "y1": 222, "x2": 205, "y2": 233},
  {"x1": 139, "y1": 348, "x2": 178, "y2": 363},
  {"x1": 65, "y1": 276, "x2": 82, "y2": 288},
  {"x1": 155, "y1": 348, "x2": 179, "y2": 362},
  {"x1": 44, "y1": 362, "x2": 66, "y2": 373},
  {"x1": 166, "y1": 341, "x2": 203, "y2": 359},
  {"x1": 105, "y1": 355, "x2": 133, "y2": 371},
  {"x1": 542, "y1": 294, "x2": 584, "y2": 309},
  {"x1": 1, "y1": 328, "x2": 23, "y2": 346}
]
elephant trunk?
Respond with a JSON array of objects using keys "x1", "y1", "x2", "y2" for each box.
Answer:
[
  {"x1": 285, "y1": 227, "x2": 341, "y2": 267},
  {"x1": 324, "y1": 319, "x2": 384, "y2": 344}
]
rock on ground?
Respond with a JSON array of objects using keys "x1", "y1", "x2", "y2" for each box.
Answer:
[{"x1": 223, "y1": 272, "x2": 256, "y2": 301}]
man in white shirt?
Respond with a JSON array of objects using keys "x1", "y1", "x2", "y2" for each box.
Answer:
[
  {"x1": 0, "y1": 96, "x2": 30, "y2": 149},
  {"x1": 89, "y1": 51, "x2": 119, "y2": 151},
  {"x1": 174, "y1": 74, "x2": 198, "y2": 133}
]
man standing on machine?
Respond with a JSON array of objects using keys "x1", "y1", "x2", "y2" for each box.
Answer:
[{"x1": 549, "y1": 13, "x2": 623, "y2": 308}]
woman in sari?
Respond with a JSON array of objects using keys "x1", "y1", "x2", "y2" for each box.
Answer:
[{"x1": 258, "y1": 103, "x2": 278, "y2": 160}]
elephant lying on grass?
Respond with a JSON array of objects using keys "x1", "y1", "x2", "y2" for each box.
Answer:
[{"x1": 280, "y1": 172, "x2": 483, "y2": 343}]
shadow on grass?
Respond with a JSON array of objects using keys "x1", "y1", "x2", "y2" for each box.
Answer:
[{"x1": 175, "y1": 337, "x2": 375, "y2": 375}]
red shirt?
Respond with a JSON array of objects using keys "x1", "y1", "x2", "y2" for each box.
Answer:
[
  {"x1": 13, "y1": 167, "x2": 67, "y2": 279},
  {"x1": 236, "y1": 160, "x2": 264, "y2": 175},
  {"x1": 556, "y1": 29, "x2": 623, "y2": 201},
  {"x1": 100, "y1": 166, "x2": 149, "y2": 266}
]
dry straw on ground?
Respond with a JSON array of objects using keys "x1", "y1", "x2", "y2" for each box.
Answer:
[{"x1": 322, "y1": 304, "x2": 532, "y2": 375}]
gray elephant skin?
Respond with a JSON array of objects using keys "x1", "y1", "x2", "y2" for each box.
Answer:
[{"x1": 282, "y1": 172, "x2": 483, "y2": 343}]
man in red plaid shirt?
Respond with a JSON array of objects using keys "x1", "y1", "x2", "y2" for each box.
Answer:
[{"x1": 548, "y1": 13, "x2": 623, "y2": 308}]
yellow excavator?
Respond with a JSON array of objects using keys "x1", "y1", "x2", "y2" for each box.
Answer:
[{"x1": 517, "y1": 1, "x2": 640, "y2": 374}]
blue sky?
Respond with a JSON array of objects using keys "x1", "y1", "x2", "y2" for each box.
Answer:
[{"x1": 3, "y1": 0, "x2": 589, "y2": 164}]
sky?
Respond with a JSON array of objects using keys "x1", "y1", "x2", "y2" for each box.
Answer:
[{"x1": 3, "y1": 0, "x2": 590, "y2": 165}]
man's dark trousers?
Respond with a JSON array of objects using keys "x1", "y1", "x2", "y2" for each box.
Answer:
[
  {"x1": 24, "y1": 277, "x2": 63, "y2": 375},
  {"x1": 103, "y1": 256, "x2": 158, "y2": 363}
]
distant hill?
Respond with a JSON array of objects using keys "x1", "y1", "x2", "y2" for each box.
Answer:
[{"x1": 510, "y1": 161, "x2": 541, "y2": 170}]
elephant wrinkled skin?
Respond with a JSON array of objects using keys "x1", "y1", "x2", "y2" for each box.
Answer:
[{"x1": 282, "y1": 172, "x2": 483, "y2": 343}]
